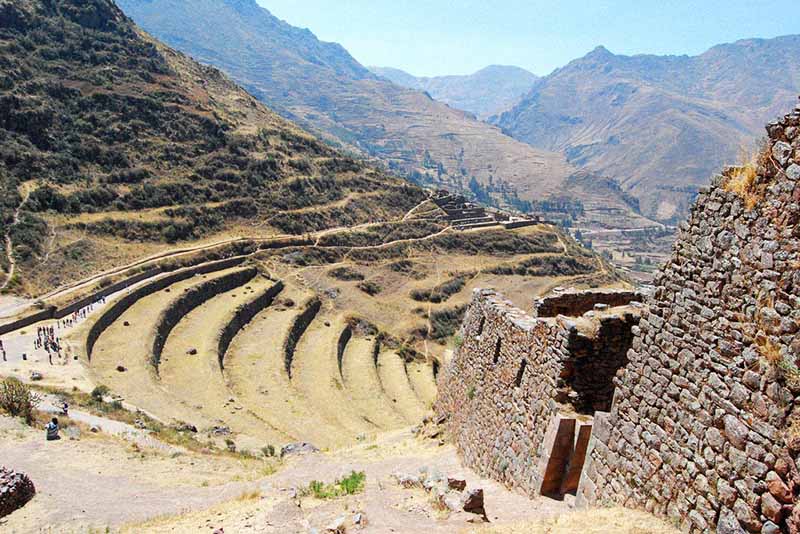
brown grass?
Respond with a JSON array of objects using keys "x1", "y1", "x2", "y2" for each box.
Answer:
[{"x1": 722, "y1": 142, "x2": 770, "y2": 210}]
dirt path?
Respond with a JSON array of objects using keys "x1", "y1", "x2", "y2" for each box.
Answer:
[{"x1": 0, "y1": 188, "x2": 28, "y2": 292}]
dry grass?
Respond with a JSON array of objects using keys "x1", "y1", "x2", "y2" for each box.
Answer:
[
  {"x1": 722, "y1": 142, "x2": 771, "y2": 210},
  {"x1": 464, "y1": 507, "x2": 680, "y2": 534}
]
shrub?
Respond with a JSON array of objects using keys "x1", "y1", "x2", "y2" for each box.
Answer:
[
  {"x1": 261, "y1": 445, "x2": 276, "y2": 457},
  {"x1": 357, "y1": 280, "x2": 382, "y2": 296},
  {"x1": 302, "y1": 471, "x2": 366, "y2": 499},
  {"x1": 0, "y1": 377, "x2": 42, "y2": 424},
  {"x1": 91, "y1": 384, "x2": 110, "y2": 402},
  {"x1": 410, "y1": 275, "x2": 468, "y2": 303},
  {"x1": 328, "y1": 266, "x2": 364, "y2": 281}
]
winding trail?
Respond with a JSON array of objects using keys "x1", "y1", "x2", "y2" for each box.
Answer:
[{"x1": 0, "y1": 190, "x2": 27, "y2": 292}]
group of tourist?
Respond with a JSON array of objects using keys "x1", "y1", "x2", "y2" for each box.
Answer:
[{"x1": 0, "y1": 297, "x2": 107, "y2": 365}]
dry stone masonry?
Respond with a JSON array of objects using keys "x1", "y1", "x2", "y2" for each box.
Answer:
[
  {"x1": 437, "y1": 99, "x2": 800, "y2": 533},
  {"x1": 0, "y1": 467, "x2": 35, "y2": 518},
  {"x1": 576, "y1": 102, "x2": 800, "y2": 533},
  {"x1": 436, "y1": 287, "x2": 641, "y2": 500}
]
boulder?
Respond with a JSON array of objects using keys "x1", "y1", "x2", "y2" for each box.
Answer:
[
  {"x1": 447, "y1": 478, "x2": 467, "y2": 491},
  {"x1": 462, "y1": 488, "x2": 487, "y2": 519},
  {"x1": 280, "y1": 442, "x2": 319, "y2": 458},
  {"x1": 0, "y1": 467, "x2": 35, "y2": 518}
]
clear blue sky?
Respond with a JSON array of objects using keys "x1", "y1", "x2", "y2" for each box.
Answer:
[{"x1": 257, "y1": 0, "x2": 799, "y2": 77}]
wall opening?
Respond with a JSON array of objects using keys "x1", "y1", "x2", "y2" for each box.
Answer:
[
  {"x1": 493, "y1": 339, "x2": 501, "y2": 364},
  {"x1": 557, "y1": 313, "x2": 638, "y2": 415},
  {"x1": 514, "y1": 359, "x2": 527, "y2": 387},
  {"x1": 477, "y1": 316, "x2": 486, "y2": 336}
]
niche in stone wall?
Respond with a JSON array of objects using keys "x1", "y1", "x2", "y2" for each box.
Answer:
[
  {"x1": 493, "y1": 338, "x2": 501, "y2": 364},
  {"x1": 557, "y1": 313, "x2": 638, "y2": 415}
]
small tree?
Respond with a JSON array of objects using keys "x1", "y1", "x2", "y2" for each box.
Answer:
[{"x1": 0, "y1": 378, "x2": 42, "y2": 424}]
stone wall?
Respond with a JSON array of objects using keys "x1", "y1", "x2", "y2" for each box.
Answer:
[
  {"x1": 577, "y1": 102, "x2": 800, "y2": 533},
  {"x1": 534, "y1": 289, "x2": 642, "y2": 318},
  {"x1": 436, "y1": 289, "x2": 640, "y2": 498},
  {"x1": 152, "y1": 266, "x2": 259, "y2": 372},
  {"x1": 85, "y1": 257, "x2": 245, "y2": 360},
  {"x1": 217, "y1": 279, "x2": 284, "y2": 371},
  {"x1": 284, "y1": 297, "x2": 322, "y2": 378},
  {"x1": 0, "y1": 467, "x2": 34, "y2": 518}
]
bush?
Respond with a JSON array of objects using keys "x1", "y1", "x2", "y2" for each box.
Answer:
[
  {"x1": 410, "y1": 275, "x2": 468, "y2": 303},
  {"x1": 91, "y1": 384, "x2": 110, "y2": 402},
  {"x1": 302, "y1": 471, "x2": 366, "y2": 499},
  {"x1": 328, "y1": 266, "x2": 364, "y2": 281},
  {"x1": 0, "y1": 378, "x2": 42, "y2": 424},
  {"x1": 357, "y1": 280, "x2": 382, "y2": 296}
]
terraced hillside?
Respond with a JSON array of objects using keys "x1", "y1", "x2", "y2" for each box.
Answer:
[
  {"x1": 0, "y1": 0, "x2": 423, "y2": 296},
  {"x1": 60, "y1": 221, "x2": 616, "y2": 450}
]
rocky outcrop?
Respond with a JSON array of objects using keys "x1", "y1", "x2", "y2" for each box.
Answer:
[
  {"x1": 577, "y1": 101, "x2": 800, "y2": 532},
  {"x1": 0, "y1": 467, "x2": 35, "y2": 518}
]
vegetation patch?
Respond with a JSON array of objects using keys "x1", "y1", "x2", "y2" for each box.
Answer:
[
  {"x1": 328, "y1": 266, "x2": 364, "y2": 281},
  {"x1": 0, "y1": 378, "x2": 42, "y2": 424},
  {"x1": 410, "y1": 274, "x2": 470, "y2": 303},
  {"x1": 300, "y1": 471, "x2": 366, "y2": 499},
  {"x1": 488, "y1": 255, "x2": 596, "y2": 277},
  {"x1": 357, "y1": 280, "x2": 382, "y2": 296}
]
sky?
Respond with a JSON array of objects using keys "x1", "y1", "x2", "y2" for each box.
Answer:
[{"x1": 257, "y1": 0, "x2": 799, "y2": 77}]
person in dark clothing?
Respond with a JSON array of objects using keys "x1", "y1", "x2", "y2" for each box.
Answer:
[{"x1": 46, "y1": 417, "x2": 60, "y2": 441}]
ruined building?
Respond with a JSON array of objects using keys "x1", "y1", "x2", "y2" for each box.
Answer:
[{"x1": 437, "y1": 101, "x2": 800, "y2": 532}]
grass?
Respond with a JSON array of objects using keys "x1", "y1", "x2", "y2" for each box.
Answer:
[
  {"x1": 300, "y1": 470, "x2": 366, "y2": 499},
  {"x1": 722, "y1": 142, "x2": 770, "y2": 210}
]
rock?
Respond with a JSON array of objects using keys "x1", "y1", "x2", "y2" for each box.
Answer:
[
  {"x1": 352, "y1": 513, "x2": 363, "y2": 525},
  {"x1": 90, "y1": 426, "x2": 99, "y2": 433},
  {"x1": 447, "y1": 478, "x2": 467, "y2": 491},
  {"x1": 211, "y1": 426, "x2": 231, "y2": 436},
  {"x1": 761, "y1": 521, "x2": 781, "y2": 534},
  {"x1": 760, "y1": 492, "x2": 783, "y2": 524},
  {"x1": 186, "y1": 348, "x2": 197, "y2": 355},
  {"x1": 393, "y1": 473, "x2": 421, "y2": 488},
  {"x1": 325, "y1": 516, "x2": 346, "y2": 533},
  {"x1": 29, "y1": 371, "x2": 42, "y2": 381},
  {"x1": 773, "y1": 141, "x2": 793, "y2": 166},
  {"x1": 123, "y1": 321, "x2": 130, "y2": 326},
  {"x1": 280, "y1": 442, "x2": 319, "y2": 458},
  {"x1": 116, "y1": 365, "x2": 127, "y2": 372},
  {"x1": 723, "y1": 415, "x2": 749, "y2": 450},
  {"x1": 765, "y1": 471, "x2": 792, "y2": 503},
  {"x1": 0, "y1": 467, "x2": 36, "y2": 518},
  {"x1": 462, "y1": 488, "x2": 486, "y2": 518},
  {"x1": 716, "y1": 508, "x2": 746, "y2": 534}
]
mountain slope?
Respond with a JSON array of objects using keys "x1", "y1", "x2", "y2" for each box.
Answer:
[
  {"x1": 371, "y1": 65, "x2": 538, "y2": 119},
  {"x1": 0, "y1": 0, "x2": 424, "y2": 294},
  {"x1": 116, "y1": 0, "x2": 572, "y2": 202},
  {"x1": 495, "y1": 38, "x2": 800, "y2": 221}
]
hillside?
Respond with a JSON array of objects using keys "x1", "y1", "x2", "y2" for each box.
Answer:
[
  {"x1": 0, "y1": 0, "x2": 425, "y2": 295},
  {"x1": 371, "y1": 65, "x2": 539, "y2": 119},
  {"x1": 116, "y1": 0, "x2": 573, "y2": 204},
  {"x1": 494, "y1": 37, "x2": 800, "y2": 222}
]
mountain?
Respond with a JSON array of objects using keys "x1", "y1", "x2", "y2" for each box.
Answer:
[
  {"x1": 116, "y1": 0, "x2": 573, "y2": 204},
  {"x1": 494, "y1": 38, "x2": 800, "y2": 222},
  {"x1": 0, "y1": 0, "x2": 425, "y2": 294},
  {"x1": 370, "y1": 65, "x2": 539, "y2": 119}
]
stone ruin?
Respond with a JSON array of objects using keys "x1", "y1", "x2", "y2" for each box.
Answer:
[
  {"x1": 437, "y1": 100, "x2": 800, "y2": 533},
  {"x1": 436, "y1": 287, "x2": 642, "y2": 500},
  {"x1": 0, "y1": 467, "x2": 35, "y2": 518}
]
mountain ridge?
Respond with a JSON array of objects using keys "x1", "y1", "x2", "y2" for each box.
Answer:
[
  {"x1": 117, "y1": 0, "x2": 576, "y2": 208},
  {"x1": 494, "y1": 34, "x2": 800, "y2": 221},
  {"x1": 370, "y1": 64, "x2": 539, "y2": 119}
]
